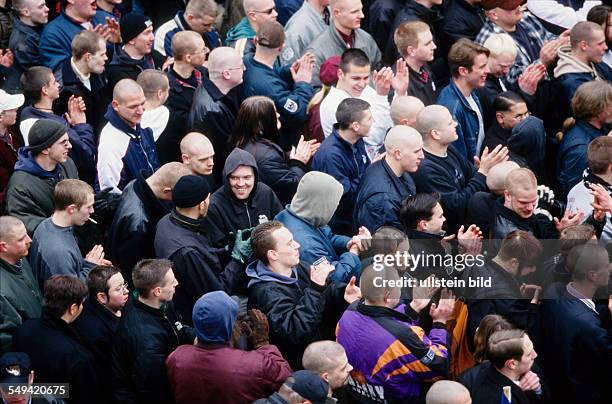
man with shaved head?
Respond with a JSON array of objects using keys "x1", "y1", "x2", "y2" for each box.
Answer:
[
  {"x1": 490, "y1": 167, "x2": 585, "y2": 240},
  {"x1": 180, "y1": 132, "x2": 216, "y2": 177},
  {"x1": 189, "y1": 46, "x2": 244, "y2": 183},
  {"x1": 354, "y1": 125, "x2": 423, "y2": 232},
  {"x1": 390, "y1": 96, "x2": 425, "y2": 127},
  {"x1": 467, "y1": 160, "x2": 520, "y2": 237},
  {"x1": 336, "y1": 265, "x2": 453, "y2": 402},
  {"x1": 412, "y1": 104, "x2": 508, "y2": 233},
  {"x1": 426, "y1": 380, "x2": 471, "y2": 404},
  {"x1": 0, "y1": 215, "x2": 42, "y2": 352},
  {"x1": 107, "y1": 162, "x2": 192, "y2": 280},
  {"x1": 302, "y1": 341, "x2": 353, "y2": 391},
  {"x1": 225, "y1": 0, "x2": 278, "y2": 54},
  {"x1": 555, "y1": 21, "x2": 612, "y2": 115},
  {"x1": 97, "y1": 79, "x2": 160, "y2": 193}
]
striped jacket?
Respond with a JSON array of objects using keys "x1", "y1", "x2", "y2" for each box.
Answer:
[
  {"x1": 337, "y1": 301, "x2": 450, "y2": 403},
  {"x1": 475, "y1": 12, "x2": 556, "y2": 85}
]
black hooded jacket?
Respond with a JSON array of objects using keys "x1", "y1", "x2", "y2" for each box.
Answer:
[
  {"x1": 106, "y1": 46, "x2": 157, "y2": 92},
  {"x1": 205, "y1": 148, "x2": 283, "y2": 247}
]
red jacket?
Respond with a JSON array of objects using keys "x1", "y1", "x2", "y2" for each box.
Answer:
[
  {"x1": 166, "y1": 343, "x2": 292, "y2": 404},
  {"x1": 0, "y1": 128, "x2": 20, "y2": 208}
]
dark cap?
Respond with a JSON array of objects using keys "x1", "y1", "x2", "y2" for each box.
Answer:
[
  {"x1": 257, "y1": 20, "x2": 285, "y2": 49},
  {"x1": 290, "y1": 370, "x2": 329, "y2": 404},
  {"x1": 481, "y1": 0, "x2": 524, "y2": 11},
  {"x1": 172, "y1": 175, "x2": 211, "y2": 208},
  {"x1": 319, "y1": 55, "x2": 341, "y2": 86},
  {"x1": 0, "y1": 352, "x2": 30, "y2": 383},
  {"x1": 27, "y1": 119, "x2": 67, "y2": 154},
  {"x1": 120, "y1": 12, "x2": 153, "y2": 43}
]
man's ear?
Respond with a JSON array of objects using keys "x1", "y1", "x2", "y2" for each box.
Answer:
[
  {"x1": 496, "y1": 111, "x2": 504, "y2": 125},
  {"x1": 0, "y1": 241, "x2": 7, "y2": 253},
  {"x1": 458, "y1": 66, "x2": 469, "y2": 77},
  {"x1": 96, "y1": 291, "x2": 108, "y2": 305},
  {"x1": 505, "y1": 358, "x2": 517, "y2": 370},
  {"x1": 406, "y1": 46, "x2": 415, "y2": 57},
  {"x1": 111, "y1": 99, "x2": 120, "y2": 111},
  {"x1": 66, "y1": 204, "x2": 77, "y2": 215},
  {"x1": 416, "y1": 219, "x2": 427, "y2": 231}
]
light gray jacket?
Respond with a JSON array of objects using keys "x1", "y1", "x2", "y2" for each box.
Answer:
[
  {"x1": 282, "y1": 2, "x2": 329, "y2": 66},
  {"x1": 305, "y1": 22, "x2": 381, "y2": 88}
]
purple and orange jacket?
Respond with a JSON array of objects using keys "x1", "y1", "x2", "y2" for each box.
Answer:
[{"x1": 336, "y1": 301, "x2": 450, "y2": 403}]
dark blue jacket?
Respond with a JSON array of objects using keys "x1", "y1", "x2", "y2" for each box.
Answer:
[
  {"x1": 557, "y1": 119, "x2": 606, "y2": 196},
  {"x1": 19, "y1": 106, "x2": 97, "y2": 184},
  {"x1": 368, "y1": 0, "x2": 408, "y2": 53},
  {"x1": 275, "y1": 208, "x2": 360, "y2": 283},
  {"x1": 311, "y1": 129, "x2": 370, "y2": 234},
  {"x1": 557, "y1": 61, "x2": 612, "y2": 116},
  {"x1": 536, "y1": 287, "x2": 612, "y2": 403},
  {"x1": 276, "y1": 0, "x2": 304, "y2": 26},
  {"x1": 106, "y1": 45, "x2": 156, "y2": 92},
  {"x1": 243, "y1": 54, "x2": 314, "y2": 149},
  {"x1": 40, "y1": 13, "x2": 85, "y2": 71},
  {"x1": 157, "y1": 11, "x2": 220, "y2": 58},
  {"x1": 354, "y1": 159, "x2": 416, "y2": 232},
  {"x1": 411, "y1": 147, "x2": 487, "y2": 234},
  {"x1": 442, "y1": 0, "x2": 486, "y2": 42},
  {"x1": 437, "y1": 79, "x2": 484, "y2": 160}
]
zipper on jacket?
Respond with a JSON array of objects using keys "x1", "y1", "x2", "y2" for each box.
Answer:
[{"x1": 245, "y1": 202, "x2": 252, "y2": 227}]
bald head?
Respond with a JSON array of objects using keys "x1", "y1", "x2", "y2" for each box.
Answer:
[
  {"x1": 148, "y1": 162, "x2": 192, "y2": 191},
  {"x1": 391, "y1": 96, "x2": 425, "y2": 126},
  {"x1": 112, "y1": 79, "x2": 144, "y2": 103},
  {"x1": 180, "y1": 132, "x2": 215, "y2": 175},
  {"x1": 208, "y1": 47, "x2": 243, "y2": 79},
  {"x1": 416, "y1": 105, "x2": 450, "y2": 139},
  {"x1": 486, "y1": 161, "x2": 520, "y2": 195},
  {"x1": 384, "y1": 125, "x2": 423, "y2": 152},
  {"x1": 360, "y1": 265, "x2": 401, "y2": 305},
  {"x1": 426, "y1": 381, "x2": 471, "y2": 404}
]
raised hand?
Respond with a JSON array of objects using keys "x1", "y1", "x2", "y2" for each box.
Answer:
[
  {"x1": 64, "y1": 95, "x2": 87, "y2": 126},
  {"x1": 518, "y1": 63, "x2": 546, "y2": 95},
  {"x1": 475, "y1": 144, "x2": 509, "y2": 176},
  {"x1": 373, "y1": 66, "x2": 393, "y2": 96},
  {"x1": 553, "y1": 208, "x2": 584, "y2": 232},
  {"x1": 457, "y1": 224, "x2": 483, "y2": 256},
  {"x1": 391, "y1": 58, "x2": 409, "y2": 96},
  {"x1": 310, "y1": 261, "x2": 335, "y2": 286},
  {"x1": 344, "y1": 276, "x2": 362, "y2": 304},
  {"x1": 429, "y1": 289, "x2": 456, "y2": 323}
]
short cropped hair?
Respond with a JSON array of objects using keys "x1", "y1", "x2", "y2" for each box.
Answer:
[
  {"x1": 186, "y1": 0, "x2": 218, "y2": 17},
  {"x1": 497, "y1": 231, "x2": 543, "y2": 269},
  {"x1": 43, "y1": 275, "x2": 88, "y2": 317},
  {"x1": 53, "y1": 179, "x2": 94, "y2": 210},
  {"x1": 87, "y1": 265, "x2": 121, "y2": 296},
  {"x1": 136, "y1": 69, "x2": 169, "y2": 99},
  {"x1": 448, "y1": 38, "x2": 490, "y2": 78},
  {"x1": 21, "y1": 66, "x2": 53, "y2": 104},
  {"x1": 570, "y1": 21, "x2": 604, "y2": 49},
  {"x1": 587, "y1": 136, "x2": 612, "y2": 174},
  {"x1": 394, "y1": 20, "x2": 430, "y2": 58},
  {"x1": 505, "y1": 168, "x2": 537, "y2": 194},
  {"x1": 339, "y1": 48, "x2": 370, "y2": 73},
  {"x1": 251, "y1": 221, "x2": 283, "y2": 265},
  {"x1": 566, "y1": 243, "x2": 609, "y2": 281},
  {"x1": 493, "y1": 91, "x2": 525, "y2": 113},
  {"x1": 132, "y1": 259, "x2": 173, "y2": 298},
  {"x1": 172, "y1": 30, "x2": 203, "y2": 61},
  {"x1": 71, "y1": 30, "x2": 105, "y2": 60},
  {"x1": 486, "y1": 329, "x2": 526, "y2": 369},
  {"x1": 335, "y1": 98, "x2": 370, "y2": 130}
]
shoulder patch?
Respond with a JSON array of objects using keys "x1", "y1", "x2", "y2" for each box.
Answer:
[
  {"x1": 281, "y1": 46, "x2": 295, "y2": 63},
  {"x1": 284, "y1": 98, "x2": 299, "y2": 113},
  {"x1": 421, "y1": 347, "x2": 435, "y2": 365}
]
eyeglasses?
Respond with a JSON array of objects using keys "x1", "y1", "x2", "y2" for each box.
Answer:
[
  {"x1": 252, "y1": 6, "x2": 276, "y2": 14},
  {"x1": 225, "y1": 65, "x2": 245, "y2": 72},
  {"x1": 111, "y1": 282, "x2": 129, "y2": 293}
]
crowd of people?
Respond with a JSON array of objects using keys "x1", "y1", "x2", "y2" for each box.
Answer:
[{"x1": 0, "y1": 0, "x2": 611, "y2": 403}]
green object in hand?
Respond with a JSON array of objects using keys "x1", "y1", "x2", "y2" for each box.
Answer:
[{"x1": 231, "y1": 228, "x2": 253, "y2": 264}]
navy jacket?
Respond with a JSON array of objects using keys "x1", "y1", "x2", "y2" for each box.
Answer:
[
  {"x1": 437, "y1": 79, "x2": 484, "y2": 160},
  {"x1": 442, "y1": 0, "x2": 486, "y2": 42},
  {"x1": 411, "y1": 147, "x2": 487, "y2": 234},
  {"x1": 19, "y1": 106, "x2": 97, "y2": 184},
  {"x1": 243, "y1": 54, "x2": 314, "y2": 149},
  {"x1": 536, "y1": 287, "x2": 612, "y2": 403},
  {"x1": 311, "y1": 129, "x2": 370, "y2": 235},
  {"x1": 368, "y1": 0, "x2": 408, "y2": 54},
  {"x1": 39, "y1": 13, "x2": 85, "y2": 71},
  {"x1": 354, "y1": 159, "x2": 416, "y2": 232},
  {"x1": 106, "y1": 46, "x2": 156, "y2": 92},
  {"x1": 556, "y1": 62, "x2": 612, "y2": 119},
  {"x1": 276, "y1": 0, "x2": 304, "y2": 26},
  {"x1": 557, "y1": 119, "x2": 606, "y2": 196}
]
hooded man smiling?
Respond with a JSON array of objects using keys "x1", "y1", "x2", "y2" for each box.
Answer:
[{"x1": 206, "y1": 148, "x2": 283, "y2": 248}]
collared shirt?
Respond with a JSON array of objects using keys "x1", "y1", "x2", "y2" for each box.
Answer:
[
  {"x1": 566, "y1": 282, "x2": 597, "y2": 313},
  {"x1": 70, "y1": 57, "x2": 91, "y2": 90}
]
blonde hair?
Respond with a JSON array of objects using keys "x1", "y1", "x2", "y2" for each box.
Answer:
[
  {"x1": 394, "y1": 20, "x2": 430, "y2": 59},
  {"x1": 483, "y1": 33, "x2": 517, "y2": 59}
]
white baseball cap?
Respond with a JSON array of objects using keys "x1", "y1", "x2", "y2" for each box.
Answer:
[{"x1": 0, "y1": 89, "x2": 24, "y2": 112}]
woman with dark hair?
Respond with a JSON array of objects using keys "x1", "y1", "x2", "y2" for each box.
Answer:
[
  {"x1": 472, "y1": 314, "x2": 515, "y2": 363},
  {"x1": 229, "y1": 96, "x2": 319, "y2": 205}
]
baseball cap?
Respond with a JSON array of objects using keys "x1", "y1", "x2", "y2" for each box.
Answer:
[
  {"x1": 290, "y1": 370, "x2": 329, "y2": 404},
  {"x1": 481, "y1": 0, "x2": 524, "y2": 11},
  {"x1": 319, "y1": 55, "x2": 341, "y2": 87},
  {"x1": 257, "y1": 20, "x2": 285, "y2": 48},
  {"x1": 0, "y1": 352, "x2": 30, "y2": 383},
  {"x1": 0, "y1": 89, "x2": 24, "y2": 112}
]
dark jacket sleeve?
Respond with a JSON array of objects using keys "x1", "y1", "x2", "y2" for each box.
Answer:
[
  {"x1": 257, "y1": 146, "x2": 306, "y2": 195},
  {"x1": 5, "y1": 184, "x2": 48, "y2": 235},
  {"x1": 253, "y1": 282, "x2": 327, "y2": 346}
]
